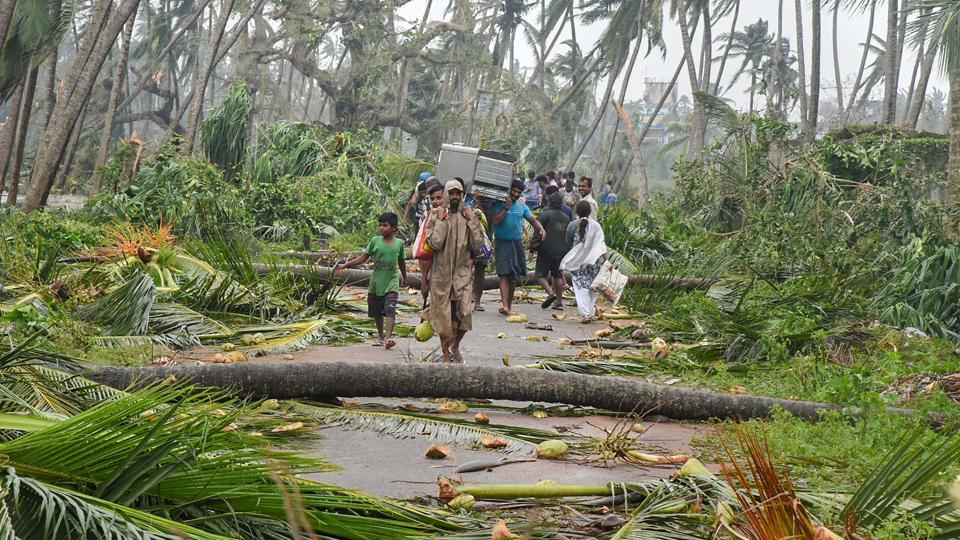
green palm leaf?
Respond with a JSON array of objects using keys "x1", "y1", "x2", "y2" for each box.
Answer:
[
  {"x1": 0, "y1": 385, "x2": 455, "y2": 538},
  {"x1": 290, "y1": 402, "x2": 559, "y2": 454},
  {"x1": 78, "y1": 272, "x2": 157, "y2": 336},
  {"x1": 843, "y1": 428, "x2": 960, "y2": 531},
  {"x1": 0, "y1": 467, "x2": 232, "y2": 540},
  {"x1": 610, "y1": 481, "x2": 707, "y2": 540},
  {"x1": 523, "y1": 360, "x2": 654, "y2": 376}
]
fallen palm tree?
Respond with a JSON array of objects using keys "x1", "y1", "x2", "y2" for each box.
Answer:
[
  {"x1": 88, "y1": 361, "x2": 855, "y2": 421},
  {"x1": 252, "y1": 264, "x2": 716, "y2": 291}
]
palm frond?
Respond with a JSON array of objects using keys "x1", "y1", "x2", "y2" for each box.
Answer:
[
  {"x1": 843, "y1": 427, "x2": 960, "y2": 532},
  {"x1": 523, "y1": 360, "x2": 653, "y2": 376},
  {"x1": 77, "y1": 272, "x2": 157, "y2": 335},
  {"x1": 290, "y1": 402, "x2": 558, "y2": 454},
  {"x1": 149, "y1": 302, "x2": 231, "y2": 336},
  {"x1": 0, "y1": 467, "x2": 230, "y2": 540},
  {"x1": 0, "y1": 385, "x2": 455, "y2": 538},
  {"x1": 610, "y1": 481, "x2": 706, "y2": 540}
]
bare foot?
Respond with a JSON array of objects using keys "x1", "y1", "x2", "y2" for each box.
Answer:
[
  {"x1": 384, "y1": 339, "x2": 396, "y2": 350},
  {"x1": 371, "y1": 339, "x2": 384, "y2": 346},
  {"x1": 498, "y1": 307, "x2": 510, "y2": 316}
]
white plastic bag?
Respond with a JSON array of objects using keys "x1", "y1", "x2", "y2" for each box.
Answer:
[{"x1": 590, "y1": 260, "x2": 628, "y2": 305}]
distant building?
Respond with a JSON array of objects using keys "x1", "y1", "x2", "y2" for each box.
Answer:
[{"x1": 640, "y1": 79, "x2": 678, "y2": 145}]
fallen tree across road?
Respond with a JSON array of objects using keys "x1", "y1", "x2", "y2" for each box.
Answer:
[{"x1": 87, "y1": 361, "x2": 847, "y2": 421}]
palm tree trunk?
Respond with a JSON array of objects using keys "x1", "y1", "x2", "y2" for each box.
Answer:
[
  {"x1": 526, "y1": 9, "x2": 565, "y2": 88},
  {"x1": 843, "y1": 1, "x2": 876, "y2": 125},
  {"x1": 22, "y1": 0, "x2": 141, "y2": 213},
  {"x1": 894, "y1": 0, "x2": 908, "y2": 117},
  {"x1": 0, "y1": 0, "x2": 15, "y2": 51},
  {"x1": 567, "y1": 48, "x2": 623, "y2": 170},
  {"x1": 183, "y1": 0, "x2": 236, "y2": 152},
  {"x1": 948, "y1": 66, "x2": 960, "y2": 239},
  {"x1": 699, "y1": 2, "x2": 712, "y2": 93},
  {"x1": 831, "y1": 2, "x2": 843, "y2": 116},
  {"x1": 91, "y1": 11, "x2": 137, "y2": 195},
  {"x1": 774, "y1": 0, "x2": 784, "y2": 116},
  {"x1": 600, "y1": 16, "x2": 645, "y2": 186},
  {"x1": 795, "y1": 0, "x2": 809, "y2": 131},
  {"x1": 51, "y1": 105, "x2": 87, "y2": 200},
  {"x1": 713, "y1": 0, "x2": 739, "y2": 94},
  {"x1": 611, "y1": 101, "x2": 648, "y2": 208},
  {"x1": 5, "y1": 66, "x2": 39, "y2": 207},
  {"x1": 42, "y1": 47, "x2": 58, "y2": 129},
  {"x1": 677, "y1": 2, "x2": 704, "y2": 159},
  {"x1": 902, "y1": 38, "x2": 922, "y2": 126},
  {"x1": 0, "y1": 82, "x2": 24, "y2": 197},
  {"x1": 392, "y1": 0, "x2": 433, "y2": 143},
  {"x1": 906, "y1": 34, "x2": 938, "y2": 130},
  {"x1": 882, "y1": 0, "x2": 899, "y2": 124},
  {"x1": 116, "y1": 0, "x2": 212, "y2": 114},
  {"x1": 807, "y1": 0, "x2": 821, "y2": 141},
  {"x1": 86, "y1": 362, "x2": 853, "y2": 422}
]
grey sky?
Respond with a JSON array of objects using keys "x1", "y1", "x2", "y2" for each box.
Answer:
[{"x1": 398, "y1": 1, "x2": 947, "y2": 112}]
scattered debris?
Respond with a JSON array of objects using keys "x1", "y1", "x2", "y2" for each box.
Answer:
[
  {"x1": 425, "y1": 445, "x2": 452, "y2": 459},
  {"x1": 480, "y1": 435, "x2": 509, "y2": 449},
  {"x1": 505, "y1": 314, "x2": 528, "y2": 323},
  {"x1": 884, "y1": 372, "x2": 960, "y2": 404},
  {"x1": 651, "y1": 337, "x2": 670, "y2": 359},
  {"x1": 455, "y1": 458, "x2": 537, "y2": 473},
  {"x1": 447, "y1": 494, "x2": 475, "y2": 510},
  {"x1": 524, "y1": 322, "x2": 553, "y2": 331},
  {"x1": 438, "y1": 400, "x2": 469, "y2": 413},
  {"x1": 491, "y1": 520, "x2": 519, "y2": 540},
  {"x1": 271, "y1": 422, "x2": 304, "y2": 433},
  {"x1": 474, "y1": 412, "x2": 490, "y2": 424}
]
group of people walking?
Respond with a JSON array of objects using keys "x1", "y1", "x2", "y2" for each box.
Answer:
[{"x1": 343, "y1": 169, "x2": 612, "y2": 363}]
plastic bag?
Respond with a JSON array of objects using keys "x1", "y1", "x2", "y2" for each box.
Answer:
[
  {"x1": 414, "y1": 213, "x2": 433, "y2": 260},
  {"x1": 590, "y1": 260, "x2": 628, "y2": 305}
]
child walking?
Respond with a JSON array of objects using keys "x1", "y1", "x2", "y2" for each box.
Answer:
[{"x1": 334, "y1": 212, "x2": 408, "y2": 349}]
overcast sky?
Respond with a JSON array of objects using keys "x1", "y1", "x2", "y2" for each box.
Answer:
[{"x1": 397, "y1": 0, "x2": 947, "y2": 112}]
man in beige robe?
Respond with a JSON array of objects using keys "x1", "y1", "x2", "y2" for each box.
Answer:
[{"x1": 424, "y1": 180, "x2": 483, "y2": 363}]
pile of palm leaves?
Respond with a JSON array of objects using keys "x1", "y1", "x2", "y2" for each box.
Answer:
[
  {"x1": 0, "y1": 339, "x2": 459, "y2": 539},
  {"x1": 873, "y1": 237, "x2": 960, "y2": 346}
]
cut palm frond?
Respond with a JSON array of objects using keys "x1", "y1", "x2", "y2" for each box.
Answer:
[{"x1": 290, "y1": 402, "x2": 559, "y2": 454}]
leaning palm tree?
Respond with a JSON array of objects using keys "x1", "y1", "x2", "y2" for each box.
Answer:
[
  {"x1": 718, "y1": 19, "x2": 774, "y2": 114},
  {"x1": 909, "y1": 0, "x2": 960, "y2": 238}
]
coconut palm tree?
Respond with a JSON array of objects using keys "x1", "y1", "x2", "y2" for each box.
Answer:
[
  {"x1": 718, "y1": 19, "x2": 774, "y2": 114},
  {"x1": 909, "y1": 0, "x2": 960, "y2": 238}
]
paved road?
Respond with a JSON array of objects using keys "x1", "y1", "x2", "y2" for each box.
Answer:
[{"x1": 194, "y1": 286, "x2": 715, "y2": 498}]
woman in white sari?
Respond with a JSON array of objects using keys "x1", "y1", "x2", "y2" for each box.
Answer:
[{"x1": 560, "y1": 200, "x2": 608, "y2": 322}]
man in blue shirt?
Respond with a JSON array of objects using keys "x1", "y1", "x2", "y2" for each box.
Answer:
[{"x1": 490, "y1": 180, "x2": 546, "y2": 315}]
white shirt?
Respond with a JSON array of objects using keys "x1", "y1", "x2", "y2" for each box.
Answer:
[{"x1": 581, "y1": 193, "x2": 599, "y2": 220}]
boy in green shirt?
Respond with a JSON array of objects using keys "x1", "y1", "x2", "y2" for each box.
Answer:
[{"x1": 334, "y1": 212, "x2": 407, "y2": 349}]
